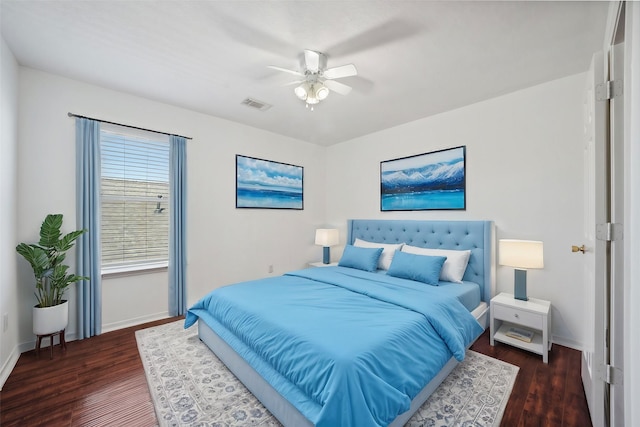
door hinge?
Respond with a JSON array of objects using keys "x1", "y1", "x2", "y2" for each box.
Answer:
[
  {"x1": 596, "y1": 223, "x2": 623, "y2": 241},
  {"x1": 604, "y1": 364, "x2": 615, "y2": 384},
  {"x1": 603, "y1": 364, "x2": 624, "y2": 386},
  {"x1": 596, "y1": 80, "x2": 623, "y2": 101}
]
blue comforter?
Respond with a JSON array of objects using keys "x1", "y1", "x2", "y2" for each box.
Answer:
[{"x1": 185, "y1": 266, "x2": 483, "y2": 427}]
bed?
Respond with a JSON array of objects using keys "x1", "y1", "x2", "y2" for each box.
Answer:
[{"x1": 185, "y1": 219, "x2": 495, "y2": 427}]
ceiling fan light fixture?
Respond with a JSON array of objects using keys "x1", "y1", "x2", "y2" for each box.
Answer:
[
  {"x1": 301, "y1": 82, "x2": 319, "y2": 105},
  {"x1": 303, "y1": 82, "x2": 327, "y2": 106},
  {"x1": 271, "y1": 49, "x2": 356, "y2": 110}
]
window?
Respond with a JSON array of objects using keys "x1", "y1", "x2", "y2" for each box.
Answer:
[{"x1": 100, "y1": 124, "x2": 170, "y2": 273}]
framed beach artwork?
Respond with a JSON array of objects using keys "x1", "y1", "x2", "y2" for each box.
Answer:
[
  {"x1": 380, "y1": 146, "x2": 466, "y2": 211},
  {"x1": 236, "y1": 155, "x2": 304, "y2": 210}
]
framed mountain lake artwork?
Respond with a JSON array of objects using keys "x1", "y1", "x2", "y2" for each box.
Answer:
[
  {"x1": 236, "y1": 155, "x2": 304, "y2": 210},
  {"x1": 380, "y1": 146, "x2": 466, "y2": 211}
]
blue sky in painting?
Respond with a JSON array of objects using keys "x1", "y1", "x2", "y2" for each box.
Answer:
[{"x1": 237, "y1": 156, "x2": 303, "y2": 193}]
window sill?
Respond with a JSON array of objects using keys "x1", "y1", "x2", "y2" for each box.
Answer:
[{"x1": 102, "y1": 261, "x2": 168, "y2": 278}]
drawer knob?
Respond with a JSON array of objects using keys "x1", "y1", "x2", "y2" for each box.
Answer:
[{"x1": 514, "y1": 313, "x2": 519, "y2": 319}]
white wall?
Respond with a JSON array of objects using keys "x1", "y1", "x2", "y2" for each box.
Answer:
[
  {"x1": 326, "y1": 73, "x2": 587, "y2": 349},
  {"x1": 16, "y1": 68, "x2": 326, "y2": 347},
  {"x1": 0, "y1": 36, "x2": 20, "y2": 388},
  {"x1": 9, "y1": 60, "x2": 590, "y2": 358}
]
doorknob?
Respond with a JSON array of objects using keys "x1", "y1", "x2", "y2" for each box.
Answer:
[{"x1": 572, "y1": 245, "x2": 586, "y2": 254}]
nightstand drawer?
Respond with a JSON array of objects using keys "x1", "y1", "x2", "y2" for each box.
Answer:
[{"x1": 493, "y1": 304, "x2": 542, "y2": 329}]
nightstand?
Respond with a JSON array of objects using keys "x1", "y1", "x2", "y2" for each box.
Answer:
[
  {"x1": 308, "y1": 261, "x2": 338, "y2": 268},
  {"x1": 490, "y1": 292, "x2": 552, "y2": 363}
]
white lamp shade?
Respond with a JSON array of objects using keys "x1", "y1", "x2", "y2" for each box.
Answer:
[
  {"x1": 316, "y1": 84, "x2": 330, "y2": 100},
  {"x1": 294, "y1": 84, "x2": 308, "y2": 100},
  {"x1": 315, "y1": 229, "x2": 339, "y2": 247},
  {"x1": 498, "y1": 239, "x2": 544, "y2": 269}
]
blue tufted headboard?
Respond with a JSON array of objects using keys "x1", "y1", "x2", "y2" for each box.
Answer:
[{"x1": 347, "y1": 219, "x2": 495, "y2": 303}]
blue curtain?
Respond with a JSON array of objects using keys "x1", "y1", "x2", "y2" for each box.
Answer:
[
  {"x1": 75, "y1": 118, "x2": 102, "y2": 338},
  {"x1": 169, "y1": 135, "x2": 187, "y2": 316}
]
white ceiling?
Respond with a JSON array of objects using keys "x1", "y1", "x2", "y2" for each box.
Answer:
[{"x1": 1, "y1": 1, "x2": 610, "y2": 146}]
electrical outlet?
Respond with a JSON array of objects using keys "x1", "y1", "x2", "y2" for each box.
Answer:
[
  {"x1": 3, "y1": 313, "x2": 8, "y2": 332},
  {"x1": 268, "y1": 265, "x2": 274, "y2": 274}
]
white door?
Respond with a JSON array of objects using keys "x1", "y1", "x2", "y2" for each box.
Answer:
[
  {"x1": 608, "y1": 40, "x2": 625, "y2": 427},
  {"x1": 581, "y1": 51, "x2": 607, "y2": 427}
]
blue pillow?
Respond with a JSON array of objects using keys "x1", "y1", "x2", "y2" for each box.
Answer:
[
  {"x1": 386, "y1": 251, "x2": 447, "y2": 285},
  {"x1": 338, "y1": 245, "x2": 383, "y2": 272}
]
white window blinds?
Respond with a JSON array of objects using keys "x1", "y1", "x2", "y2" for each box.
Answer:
[{"x1": 100, "y1": 125, "x2": 170, "y2": 270}]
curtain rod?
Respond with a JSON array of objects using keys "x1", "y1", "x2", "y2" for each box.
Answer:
[{"x1": 67, "y1": 112, "x2": 192, "y2": 140}]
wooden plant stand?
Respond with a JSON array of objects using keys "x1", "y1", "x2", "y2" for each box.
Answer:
[{"x1": 35, "y1": 329, "x2": 66, "y2": 360}]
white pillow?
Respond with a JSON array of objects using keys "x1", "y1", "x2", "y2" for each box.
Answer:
[
  {"x1": 353, "y1": 238, "x2": 404, "y2": 270},
  {"x1": 401, "y1": 245, "x2": 471, "y2": 283}
]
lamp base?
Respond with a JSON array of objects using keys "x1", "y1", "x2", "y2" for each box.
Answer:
[
  {"x1": 514, "y1": 269, "x2": 528, "y2": 301},
  {"x1": 322, "y1": 247, "x2": 330, "y2": 264}
]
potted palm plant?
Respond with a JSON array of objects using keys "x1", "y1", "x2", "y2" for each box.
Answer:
[{"x1": 16, "y1": 214, "x2": 88, "y2": 335}]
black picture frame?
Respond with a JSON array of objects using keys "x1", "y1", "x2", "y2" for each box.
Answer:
[
  {"x1": 380, "y1": 146, "x2": 466, "y2": 211},
  {"x1": 236, "y1": 154, "x2": 304, "y2": 210}
]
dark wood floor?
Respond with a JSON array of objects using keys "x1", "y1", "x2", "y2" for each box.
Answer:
[
  {"x1": 470, "y1": 330, "x2": 592, "y2": 427},
  {"x1": 1, "y1": 319, "x2": 592, "y2": 427}
]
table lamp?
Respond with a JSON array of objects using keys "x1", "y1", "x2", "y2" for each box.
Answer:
[
  {"x1": 498, "y1": 239, "x2": 544, "y2": 301},
  {"x1": 315, "y1": 229, "x2": 339, "y2": 264}
]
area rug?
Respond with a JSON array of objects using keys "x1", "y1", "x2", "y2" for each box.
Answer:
[{"x1": 136, "y1": 320, "x2": 519, "y2": 427}]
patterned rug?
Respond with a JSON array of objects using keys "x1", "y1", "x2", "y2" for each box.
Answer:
[{"x1": 136, "y1": 320, "x2": 519, "y2": 427}]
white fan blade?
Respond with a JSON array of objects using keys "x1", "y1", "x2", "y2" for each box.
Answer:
[
  {"x1": 282, "y1": 80, "x2": 304, "y2": 87},
  {"x1": 304, "y1": 50, "x2": 320, "y2": 73},
  {"x1": 324, "y1": 79, "x2": 352, "y2": 95},
  {"x1": 267, "y1": 65, "x2": 303, "y2": 76},
  {"x1": 323, "y1": 64, "x2": 357, "y2": 79}
]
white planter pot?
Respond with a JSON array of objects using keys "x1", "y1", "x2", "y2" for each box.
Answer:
[{"x1": 33, "y1": 300, "x2": 69, "y2": 335}]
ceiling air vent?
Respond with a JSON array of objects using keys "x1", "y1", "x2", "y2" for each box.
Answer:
[{"x1": 241, "y1": 98, "x2": 272, "y2": 111}]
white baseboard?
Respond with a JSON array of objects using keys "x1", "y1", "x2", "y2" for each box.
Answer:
[
  {"x1": 2, "y1": 312, "x2": 172, "y2": 389},
  {"x1": 101, "y1": 311, "x2": 171, "y2": 334},
  {"x1": 0, "y1": 345, "x2": 21, "y2": 391},
  {"x1": 552, "y1": 335, "x2": 583, "y2": 351}
]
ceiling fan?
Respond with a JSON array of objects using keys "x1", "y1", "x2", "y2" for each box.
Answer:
[{"x1": 268, "y1": 50, "x2": 357, "y2": 110}]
